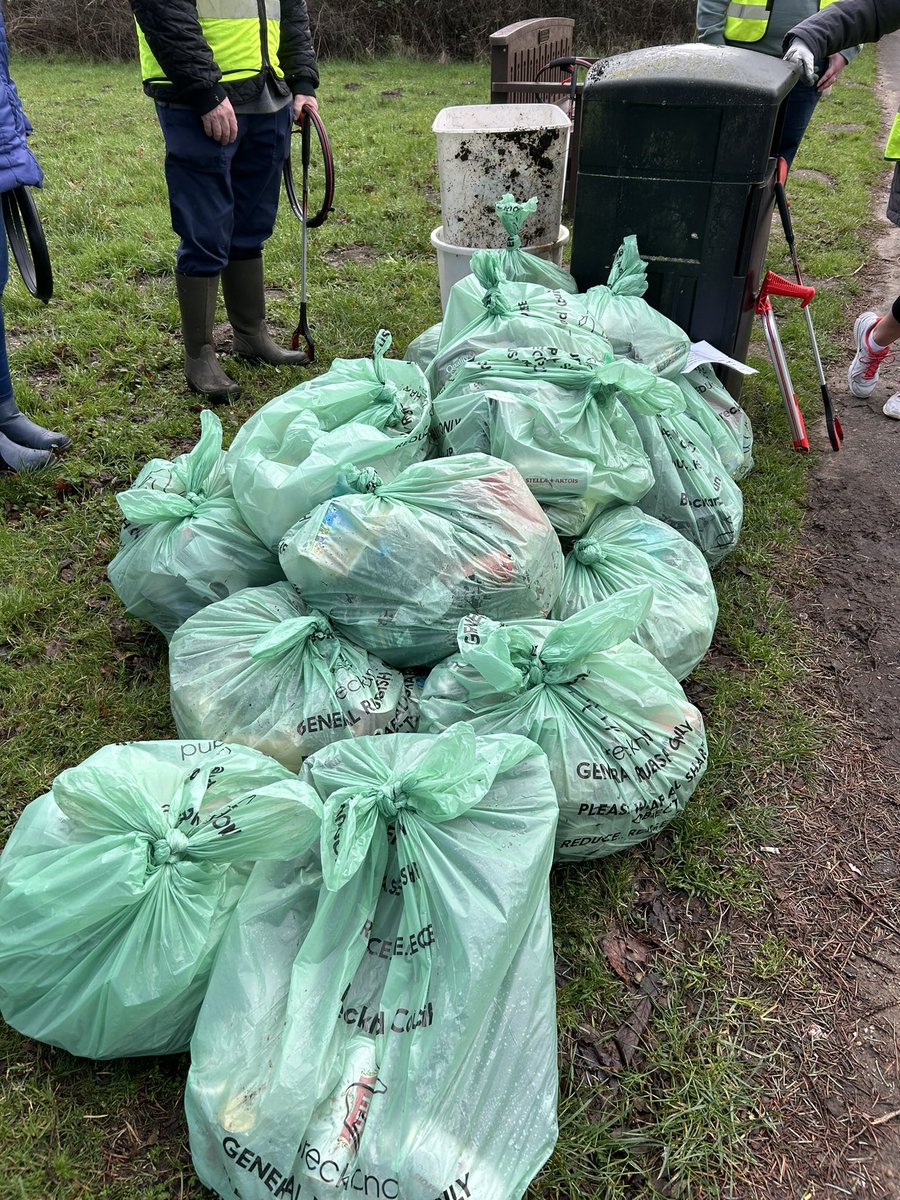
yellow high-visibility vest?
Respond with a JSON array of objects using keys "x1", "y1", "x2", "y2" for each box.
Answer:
[
  {"x1": 136, "y1": 0, "x2": 284, "y2": 90},
  {"x1": 885, "y1": 113, "x2": 900, "y2": 160},
  {"x1": 725, "y1": 0, "x2": 840, "y2": 46}
]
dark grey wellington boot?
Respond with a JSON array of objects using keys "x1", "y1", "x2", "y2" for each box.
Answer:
[
  {"x1": 0, "y1": 429, "x2": 53, "y2": 471},
  {"x1": 0, "y1": 399, "x2": 70, "y2": 452},
  {"x1": 175, "y1": 274, "x2": 241, "y2": 403},
  {"x1": 221, "y1": 257, "x2": 309, "y2": 366}
]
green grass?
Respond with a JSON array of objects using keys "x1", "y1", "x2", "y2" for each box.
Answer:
[{"x1": 0, "y1": 47, "x2": 886, "y2": 1200}]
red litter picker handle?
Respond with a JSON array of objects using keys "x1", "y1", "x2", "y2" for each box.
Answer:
[
  {"x1": 755, "y1": 271, "x2": 813, "y2": 453},
  {"x1": 756, "y1": 270, "x2": 815, "y2": 310}
]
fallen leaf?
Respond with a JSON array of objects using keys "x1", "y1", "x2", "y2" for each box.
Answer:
[{"x1": 602, "y1": 932, "x2": 653, "y2": 985}]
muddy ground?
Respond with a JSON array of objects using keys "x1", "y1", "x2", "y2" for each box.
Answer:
[{"x1": 745, "y1": 32, "x2": 900, "y2": 1197}]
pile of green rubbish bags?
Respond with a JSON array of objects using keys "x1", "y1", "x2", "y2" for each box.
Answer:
[{"x1": 0, "y1": 198, "x2": 755, "y2": 1200}]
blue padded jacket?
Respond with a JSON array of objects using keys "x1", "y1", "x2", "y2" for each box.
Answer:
[{"x1": 0, "y1": 6, "x2": 42, "y2": 193}]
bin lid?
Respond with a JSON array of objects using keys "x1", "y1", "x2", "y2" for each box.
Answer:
[
  {"x1": 432, "y1": 103, "x2": 571, "y2": 135},
  {"x1": 585, "y1": 43, "x2": 798, "y2": 106}
]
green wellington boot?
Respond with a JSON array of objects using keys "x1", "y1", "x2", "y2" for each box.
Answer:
[
  {"x1": 175, "y1": 274, "x2": 241, "y2": 403},
  {"x1": 221, "y1": 257, "x2": 309, "y2": 366}
]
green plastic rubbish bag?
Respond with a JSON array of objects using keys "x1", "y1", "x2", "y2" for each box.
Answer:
[
  {"x1": 404, "y1": 322, "x2": 442, "y2": 373},
  {"x1": 551, "y1": 506, "x2": 718, "y2": 681},
  {"x1": 186, "y1": 725, "x2": 559, "y2": 1200},
  {"x1": 226, "y1": 331, "x2": 431, "y2": 551},
  {"x1": 434, "y1": 346, "x2": 682, "y2": 536},
  {"x1": 493, "y1": 193, "x2": 578, "y2": 292},
  {"x1": 170, "y1": 581, "x2": 422, "y2": 773},
  {"x1": 620, "y1": 396, "x2": 745, "y2": 568},
  {"x1": 108, "y1": 410, "x2": 283, "y2": 640},
  {"x1": 584, "y1": 236, "x2": 691, "y2": 378},
  {"x1": 418, "y1": 591, "x2": 708, "y2": 863},
  {"x1": 428, "y1": 250, "x2": 610, "y2": 392},
  {"x1": 0, "y1": 740, "x2": 321, "y2": 1059},
  {"x1": 278, "y1": 453, "x2": 564, "y2": 668},
  {"x1": 671, "y1": 373, "x2": 747, "y2": 482},
  {"x1": 682, "y1": 363, "x2": 754, "y2": 480},
  {"x1": 403, "y1": 192, "x2": 577, "y2": 377}
]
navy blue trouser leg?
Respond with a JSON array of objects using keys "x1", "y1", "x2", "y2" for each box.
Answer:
[
  {"x1": 776, "y1": 63, "x2": 826, "y2": 169},
  {"x1": 156, "y1": 105, "x2": 292, "y2": 276},
  {"x1": 229, "y1": 108, "x2": 293, "y2": 262}
]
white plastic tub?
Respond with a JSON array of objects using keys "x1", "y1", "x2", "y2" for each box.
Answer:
[
  {"x1": 432, "y1": 104, "x2": 571, "y2": 249},
  {"x1": 430, "y1": 224, "x2": 571, "y2": 312}
]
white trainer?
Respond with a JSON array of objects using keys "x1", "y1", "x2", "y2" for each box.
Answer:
[
  {"x1": 883, "y1": 394, "x2": 900, "y2": 420},
  {"x1": 848, "y1": 311, "x2": 893, "y2": 398}
]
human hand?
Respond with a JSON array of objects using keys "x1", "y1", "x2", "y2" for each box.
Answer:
[
  {"x1": 292, "y1": 93, "x2": 319, "y2": 124},
  {"x1": 817, "y1": 52, "x2": 848, "y2": 92},
  {"x1": 783, "y1": 39, "x2": 818, "y2": 87},
  {"x1": 201, "y1": 97, "x2": 238, "y2": 145}
]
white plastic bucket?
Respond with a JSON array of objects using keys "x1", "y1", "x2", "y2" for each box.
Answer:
[
  {"x1": 432, "y1": 104, "x2": 571, "y2": 249},
  {"x1": 430, "y1": 224, "x2": 571, "y2": 312}
]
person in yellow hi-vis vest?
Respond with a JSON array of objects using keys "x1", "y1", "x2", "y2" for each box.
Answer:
[
  {"x1": 784, "y1": 0, "x2": 900, "y2": 418},
  {"x1": 128, "y1": 0, "x2": 320, "y2": 403},
  {"x1": 697, "y1": 0, "x2": 860, "y2": 166}
]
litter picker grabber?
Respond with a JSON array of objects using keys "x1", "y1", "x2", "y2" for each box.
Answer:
[
  {"x1": 283, "y1": 108, "x2": 335, "y2": 363},
  {"x1": 755, "y1": 269, "x2": 815, "y2": 453},
  {"x1": 535, "y1": 56, "x2": 595, "y2": 121},
  {"x1": 774, "y1": 156, "x2": 843, "y2": 451}
]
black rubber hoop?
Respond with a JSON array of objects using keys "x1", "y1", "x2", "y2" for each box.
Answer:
[
  {"x1": 2, "y1": 185, "x2": 53, "y2": 303},
  {"x1": 283, "y1": 108, "x2": 334, "y2": 229}
]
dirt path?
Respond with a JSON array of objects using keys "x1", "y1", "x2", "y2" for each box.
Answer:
[
  {"x1": 808, "y1": 34, "x2": 900, "y2": 770},
  {"x1": 749, "y1": 32, "x2": 900, "y2": 1197}
]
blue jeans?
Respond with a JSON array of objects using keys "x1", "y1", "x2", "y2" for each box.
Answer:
[
  {"x1": 777, "y1": 65, "x2": 826, "y2": 169},
  {"x1": 156, "y1": 105, "x2": 292, "y2": 276}
]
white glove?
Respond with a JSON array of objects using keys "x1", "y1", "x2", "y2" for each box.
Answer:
[{"x1": 784, "y1": 39, "x2": 818, "y2": 87}]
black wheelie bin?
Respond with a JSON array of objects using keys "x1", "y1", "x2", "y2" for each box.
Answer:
[{"x1": 570, "y1": 43, "x2": 797, "y2": 393}]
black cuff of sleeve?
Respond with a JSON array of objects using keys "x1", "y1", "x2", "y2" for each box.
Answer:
[
  {"x1": 287, "y1": 77, "x2": 316, "y2": 97},
  {"x1": 782, "y1": 33, "x2": 814, "y2": 53},
  {"x1": 191, "y1": 84, "x2": 228, "y2": 115}
]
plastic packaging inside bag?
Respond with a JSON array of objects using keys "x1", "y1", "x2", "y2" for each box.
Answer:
[
  {"x1": 170, "y1": 582, "x2": 421, "y2": 772},
  {"x1": 278, "y1": 452, "x2": 564, "y2": 668}
]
